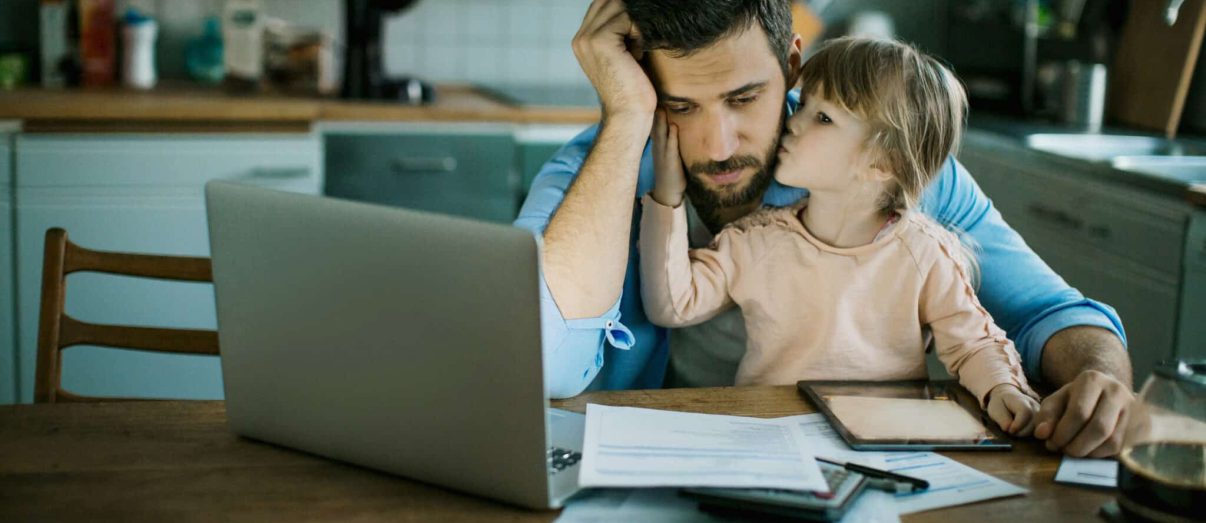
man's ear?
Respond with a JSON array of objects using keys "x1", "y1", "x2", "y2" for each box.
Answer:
[{"x1": 785, "y1": 34, "x2": 805, "y2": 89}]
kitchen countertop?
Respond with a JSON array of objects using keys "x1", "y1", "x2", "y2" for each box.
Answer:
[
  {"x1": 0, "y1": 83, "x2": 601, "y2": 131},
  {"x1": 2, "y1": 87, "x2": 1201, "y2": 207},
  {"x1": 967, "y1": 114, "x2": 1206, "y2": 208}
]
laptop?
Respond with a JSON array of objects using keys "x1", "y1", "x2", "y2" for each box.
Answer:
[{"x1": 204, "y1": 181, "x2": 585, "y2": 510}]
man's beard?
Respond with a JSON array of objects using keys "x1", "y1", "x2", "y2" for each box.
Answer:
[{"x1": 683, "y1": 139, "x2": 779, "y2": 211}]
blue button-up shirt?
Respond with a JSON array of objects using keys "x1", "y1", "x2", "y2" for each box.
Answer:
[{"x1": 515, "y1": 91, "x2": 1126, "y2": 398}]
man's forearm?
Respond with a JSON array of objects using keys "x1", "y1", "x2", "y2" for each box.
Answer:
[
  {"x1": 543, "y1": 113, "x2": 653, "y2": 319},
  {"x1": 1041, "y1": 326, "x2": 1133, "y2": 390}
]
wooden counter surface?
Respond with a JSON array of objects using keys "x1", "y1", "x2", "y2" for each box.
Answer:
[{"x1": 0, "y1": 83, "x2": 601, "y2": 132}]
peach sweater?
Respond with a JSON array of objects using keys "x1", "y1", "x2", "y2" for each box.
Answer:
[{"x1": 638, "y1": 195, "x2": 1037, "y2": 405}]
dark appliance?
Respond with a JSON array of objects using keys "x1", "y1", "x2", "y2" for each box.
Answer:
[{"x1": 342, "y1": 0, "x2": 434, "y2": 103}]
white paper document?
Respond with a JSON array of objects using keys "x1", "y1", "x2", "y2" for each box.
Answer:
[
  {"x1": 1055, "y1": 457, "x2": 1118, "y2": 488},
  {"x1": 578, "y1": 404, "x2": 828, "y2": 491},
  {"x1": 884, "y1": 451, "x2": 1028, "y2": 514},
  {"x1": 783, "y1": 413, "x2": 888, "y2": 468},
  {"x1": 785, "y1": 413, "x2": 1026, "y2": 514}
]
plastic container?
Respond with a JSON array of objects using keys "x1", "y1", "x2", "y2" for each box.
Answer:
[
  {"x1": 186, "y1": 16, "x2": 225, "y2": 84},
  {"x1": 121, "y1": 9, "x2": 157, "y2": 89},
  {"x1": 222, "y1": 0, "x2": 265, "y2": 92}
]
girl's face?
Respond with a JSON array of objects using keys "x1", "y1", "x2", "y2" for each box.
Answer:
[{"x1": 775, "y1": 88, "x2": 880, "y2": 193}]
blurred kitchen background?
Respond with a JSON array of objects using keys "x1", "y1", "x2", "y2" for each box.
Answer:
[{"x1": 0, "y1": 0, "x2": 1203, "y2": 404}]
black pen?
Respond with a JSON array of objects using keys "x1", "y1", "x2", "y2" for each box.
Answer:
[{"x1": 816, "y1": 456, "x2": 930, "y2": 493}]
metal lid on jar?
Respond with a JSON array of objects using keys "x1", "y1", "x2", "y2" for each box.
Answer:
[{"x1": 1154, "y1": 359, "x2": 1206, "y2": 388}]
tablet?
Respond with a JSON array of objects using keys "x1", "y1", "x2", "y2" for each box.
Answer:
[{"x1": 797, "y1": 380, "x2": 1012, "y2": 451}]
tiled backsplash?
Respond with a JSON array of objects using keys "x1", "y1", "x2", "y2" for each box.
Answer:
[
  {"x1": 6, "y1": 0, "x2": 594, "y2": 87},
  {"x1": 383, "y1": 0, "x2": 591, "y2": 87}
]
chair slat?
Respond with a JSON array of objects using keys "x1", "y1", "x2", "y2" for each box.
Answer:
[
  {"x1": 59, "y1": 315, "x2": 220, "y2": 356},
  {"x1": 65, "y1": 241, "x2": 212, "y2": 282},
  {"x1": 34, "y1": 227, "x2": 221, "y2": 403}
]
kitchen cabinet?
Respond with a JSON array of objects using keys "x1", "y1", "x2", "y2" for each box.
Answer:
[
  {"x1": 960, "y1": 133, "x2": 1195, "y2": 384},
  {"x1": 324, "y1": 123, "x2": 519, "y2": 223},
  {"x1": 1, "y1": 129, "x2": 14, "y2": 404},
  {"x1": 1179, "y1": 212, "x2": 1206, "y2": 361},
  {"x1": 12, "y1": 133, "x2": 322, "y2": 403}
]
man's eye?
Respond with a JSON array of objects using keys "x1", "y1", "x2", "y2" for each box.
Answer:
[
  {"x1": 816, "y1": 112, "x2": 833, "y2": 124},
  {"x1": 666, "y1": 104, "x2": 694, "y2": 115},
  {"x1": 730, "y1": 95, "x2": 758, "y2": 106}
]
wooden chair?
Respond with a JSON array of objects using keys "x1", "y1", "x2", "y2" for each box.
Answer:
[{"x1": 34, "y1": 228, "x2": 220, "y2": 403}]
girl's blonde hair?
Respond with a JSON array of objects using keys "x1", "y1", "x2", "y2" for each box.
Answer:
[{"x1": 798, "y1": 36, "x2": 968, "y2": 213}]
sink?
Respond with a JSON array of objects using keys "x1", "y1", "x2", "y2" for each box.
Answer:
[
  {"x1": 1112, "y1": 156, "x2": 1206, "y2": 184},
  {"x1": 1024, "y1": 133, "x2": 1206, "y2": 162}
]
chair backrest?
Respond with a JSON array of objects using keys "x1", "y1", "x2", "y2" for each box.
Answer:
[{"x1": 34, "y1": 228, "x2": 220, "y2": 403}]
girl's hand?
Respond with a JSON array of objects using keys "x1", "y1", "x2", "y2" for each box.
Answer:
[
  {"x1": 651, "y1": 109, "x2": 687, "y2": 207},
  {"x1": 986, "y1": 384, "x2": 1041, "y2": 436}
]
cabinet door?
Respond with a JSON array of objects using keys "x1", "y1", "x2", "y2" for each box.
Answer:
[
  {"x1": 325, "y1": 130, "x2": 518, "y2": 223},
  {"x1": 1023, "y1": 228, "x2": 1179, "y2": 384},
  {"x1": 961, "y1": 141, "x2": 1186, "y2": 384},
  {"x1": 13, "y1": 134, "x2": 322, "y2": 403},
  {"x1": 1, "y1": 133, "x2": 13, "y2": 404},
  {"x1": 1178, "y1": 212, "x2": 1206, "y2": 361}
]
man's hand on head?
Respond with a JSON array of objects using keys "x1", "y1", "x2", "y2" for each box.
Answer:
[{"x1": 573, "y1": 0, "x2": 658, "y2": 121}]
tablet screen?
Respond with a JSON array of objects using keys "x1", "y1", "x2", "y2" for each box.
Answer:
[{"x1": 797, "y1": 380, "x2": 1012, "y2": 450}]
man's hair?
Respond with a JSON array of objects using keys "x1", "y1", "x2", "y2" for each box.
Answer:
[
  {"x1": 798, "y1": 36, "x2": 968, "y2": 212},
  {"x1": 627, "y1": 0, "x2": 794, "y2": 74}
]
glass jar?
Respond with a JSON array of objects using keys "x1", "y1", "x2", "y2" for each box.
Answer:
[{"x1": 1116, "y1": 359, "x2": 1206, "y2": 522}]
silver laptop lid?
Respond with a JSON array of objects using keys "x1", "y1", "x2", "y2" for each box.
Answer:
[{"x1": 205, "y1": 181, "x2": 551, "y2": 509}]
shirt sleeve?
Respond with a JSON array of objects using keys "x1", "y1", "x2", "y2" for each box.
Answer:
[
  {"x1": 915, "y1": 225, "x2": 1040, "y2": 406},
  {"x1": 638, "y1": 194, "x2": 739, "y2": 327},
  {"x1": 514, "y1": 126, "x2": 636, "y2": 399},
  {"x1": 920, "y1": 156, "x2": 1127, "y2": 383}
]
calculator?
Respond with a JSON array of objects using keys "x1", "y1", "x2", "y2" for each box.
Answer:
[{"x1": 680, "y1": 461, "x2": 869, "y2": 522}]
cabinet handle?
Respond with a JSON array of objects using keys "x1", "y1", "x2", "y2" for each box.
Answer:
[
  {"x1": 392, "y1": 157, "x2": 458, "y2": 174},
  {"x1": 1027, "y1": 203, "x2": 1083, "y2": 230},
  {"x1": 246, "y1": 167, "x2": 312, "y2": 180},
  {"x1": 1088, "y1": 225, "x2": 1112, "y2": 239}
]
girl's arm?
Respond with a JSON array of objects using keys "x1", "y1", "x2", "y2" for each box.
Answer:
[
  {"x1": 638, "y1": 195, "x2": 738, "y2": 327},
  {"x1": 916, "y1": 227, "x2": 1039, "y2": 407},
  {"x1": 638, "y1": 111, "x2": 738, "y2": 327}
]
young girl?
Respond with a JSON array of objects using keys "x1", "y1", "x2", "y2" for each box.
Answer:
[{"x1": 639, "y1": 37, "x2": 1040, "y2": 435}]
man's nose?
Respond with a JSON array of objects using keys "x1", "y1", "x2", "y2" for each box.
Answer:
[{"x1": 701, "y1": 112, "x2": 740, "y2": 162}]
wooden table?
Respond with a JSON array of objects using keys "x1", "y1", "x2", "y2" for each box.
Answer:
[{"x1": 0, "y1": 386, "x2": 1113, "y2": 522}]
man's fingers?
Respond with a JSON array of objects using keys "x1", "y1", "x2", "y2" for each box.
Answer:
[
  {"x1": 1046, "y1": 383, "x2": 1102, "y2": 453},
  {"x1": 1087, "y1": 408, "x2": 1127, "y2": 458},
  {"x1": 1034, "y1": 387, "x2": 1069, "y2": 440},
  {"x1": 582, "y1": 0, "x2": 610, "y2": 25},
  {"x1": 1063, "y1": 389, "x2": 1124, "y2": 457},
  {"x1": 591, "y1": 8, "x2": 634, "y2": 46},
  {"x1": 581, "y1": 0, "x2": 621, "y2": 33}
]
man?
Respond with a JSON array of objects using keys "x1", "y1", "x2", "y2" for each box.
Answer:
[{"x1": 514, "y1": 0, "x2": 1133, "y2": 458}]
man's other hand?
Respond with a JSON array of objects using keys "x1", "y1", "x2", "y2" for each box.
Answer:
[{"x1": 1033, "y1": 370, "x2": 1135, "y2": 457}]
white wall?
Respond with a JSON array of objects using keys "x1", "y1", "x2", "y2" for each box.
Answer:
[{"x1": 383, "y1": 0, "x2": 592, "y2": 87}]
